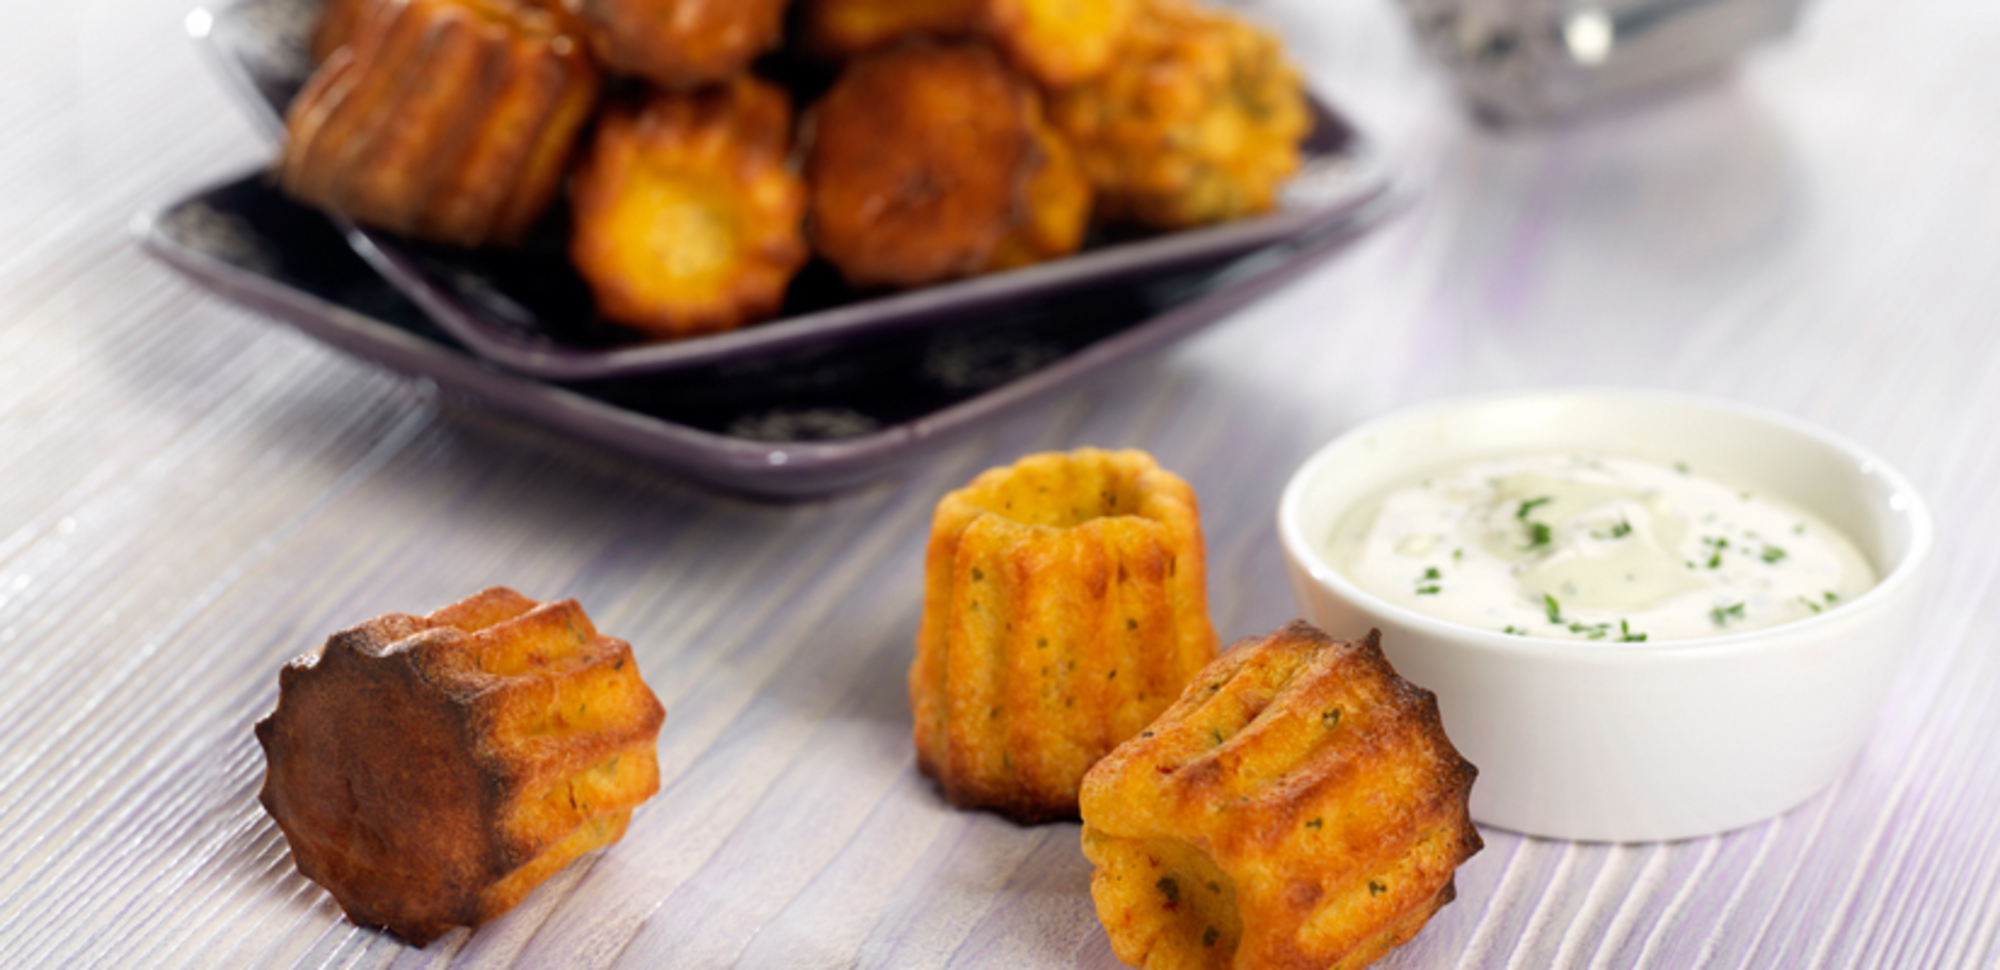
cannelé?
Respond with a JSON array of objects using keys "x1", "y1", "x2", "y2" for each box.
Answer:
[
  {"x1": 911, "y1": 449, "x2": 1217, "y2": 823},
  {"x1": 805, "y1": 43, "x2": 1092, "y2": 289},
  {"x1": 255, "y1": 588, "x2": 665, "y2": 945},
  {"x1": 1079, "y1": 621, "x2": 1481, "y2": 970},
  {"x1": 568, "y1": 77, "x2": 809, "y2": 340},
  {"x1": 1049, "y1": 0, "x2": 1309, "y2": 229},
  {"x1": 279, "y1": 0, "x2": 600, "y2": 248},
  {"x1": 564, "y1": 0, "x2": 788, "y2": 89}
]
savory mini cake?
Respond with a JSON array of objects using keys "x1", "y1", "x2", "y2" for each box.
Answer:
[
  {"x1": 983, "y1": 97, "x2": 1093, "y2": 274},
  {"x1": 566, "y1": 0, "x2": 788, "y2": 89},
  {"x1": 804, "y1": 43, "x2": 1092, "y2": 289},
  {"x1": 310, "y1": 0, "x2": 376, "y2": 63},
  {"x1": 279, "y1": 0, "x2": 601, "y2": 248},
  {"x1": 568, "y1": 78, "x2": 809, "y2": 340},
  {"x1": 1048, "y1": 0, "x2": 1309, "y2": 229},
  {"x1": 985, "y1": 0, "x2": 1136, "y2": 87},
  {"x1": 911, "y1": 449, "x2": 1217, "y2": 824},
  {"x1": 255, "y1": 588, "x2": 666, "y2": 946},
  {"x1": 796, "y1": 0, "x2": 983, "y2": 59},
  {"x1": 1079, "y1": 622, "x2": 1481, "y2": 970}
]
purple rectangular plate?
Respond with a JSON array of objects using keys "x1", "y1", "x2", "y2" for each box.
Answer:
[
  {"x1": 138, "y1": 172, "x2": 1398, "y2": 496},
  {"x1": 191, "y1": 0, "x2": 1397, "y2": 381}
]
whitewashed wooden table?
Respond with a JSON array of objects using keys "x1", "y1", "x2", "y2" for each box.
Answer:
[{"x1": 6, "y1": 0, "x2": 1999, "y2": 966}]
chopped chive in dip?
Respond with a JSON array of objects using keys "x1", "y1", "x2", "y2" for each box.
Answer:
[
  {"x1": 1702, "y1": 536, "x2": 1729, "y2": 569},
  {"x1": 1329, "y1": 454, "x2": 1876, "y2": 642},
  {"x1": 1523, "y1": 521, "x2": 1553, "y2": 551}
]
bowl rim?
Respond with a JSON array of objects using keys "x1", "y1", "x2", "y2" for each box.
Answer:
[{"x1": 1277, "y1": 388, "x2": 1935, "y2": 663}]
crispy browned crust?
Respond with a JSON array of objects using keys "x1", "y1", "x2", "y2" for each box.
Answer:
[
  {"x1": 984, "y1": 94, "x2": 1092, "y2": 272},
  {"x1": 797, "y1": 0, "x2": 984, "y2": 59},
  {"x1": 311, "y1": 0, "x2": 379, "y2": 63},
  {"x1": 805, "y1": 42, "x2": 1088, "y2": 289},
  {"x1": 1048, "y1": 0, "x2": 1308, "y2": 229},
  {"x1": 570, "y1": 0, "x2": 787, "y2": 89},
  {"x1": 910, "y1": 449, "x2": 1218, "y2": 824},
  {"x1": 1079, "y1": 621, "x2": 1481, "y2": 970},
  {"x1": 279, "y1": 0, "x2": 601, "y2": 248},
  {"x1": 983, "y1": 0, "x2": 1136, "y2": 87},
  {"x1": 569, "y1": 78, "x2": 809, "y2": 341},
  {"x1": 255, "y1": 588, "x2": 666, "y2": 946}
]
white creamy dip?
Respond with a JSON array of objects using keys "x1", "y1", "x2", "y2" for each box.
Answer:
[{"x1": 1328, "y1": 454, "x2": 1878, "y2": 642}]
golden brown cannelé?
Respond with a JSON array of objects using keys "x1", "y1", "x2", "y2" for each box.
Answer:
[
  {"x1": 255, "y1": 587, "x2": 665, "y2": 946},
  {"x1": 568, "y1": 77, "x2": 809, "y2": 340},
  {"x1": 911, "y1": 449, "x2": 1217, "y2": 824},
  {"x1": 1079, "y1": 621, "x2": 1481, "y2": 970},
  {"x1": 805, "y1": 42, "x2": 1092, "y2": 290},
  {"x1": 564, "y1": 0, "x2": 789, "y2": 90},
  {"x1": 279, "y1": 0, "x2": 600, "y2": 248},
  {"x1": 1049, "y1": 0, "x2": 1310, "y2": 230}
]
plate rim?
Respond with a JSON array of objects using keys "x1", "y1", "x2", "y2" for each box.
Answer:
[{"x1": 135, "y1": 173, "x2": 1404, "y2": 496}]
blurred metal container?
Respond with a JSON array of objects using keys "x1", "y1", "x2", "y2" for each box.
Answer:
[{"x1": 1398, "y1": 0, "x2": 1809, "y2": 123}]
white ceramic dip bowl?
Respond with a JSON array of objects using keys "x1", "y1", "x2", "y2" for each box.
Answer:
[{"x1": 1277, "y1": 391, "x2": 1931, "y2": 842}]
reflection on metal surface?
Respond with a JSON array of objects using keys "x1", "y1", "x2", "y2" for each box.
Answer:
[
  {"x1": 1400, "y1": 0, "x2": 1810, "y2": 124},
  {"x1": 1563, "y1": 9, "x2": 1615, "y2": 65}
]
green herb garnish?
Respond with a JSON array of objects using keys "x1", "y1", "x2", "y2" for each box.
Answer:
[
  {"x1": 1710, "y1": 602, "x2": 1746, "y2": 627},
  {"x1": 1703, "y1": 536, "x2": 1729, "y2": 569},
  {"x1": 1593, "y1": 518, "x2": 1633, "y2": 540},
  {"x1": 1619, "y1": 619, "x2": 1648, "y2": 642},
  {"x1": 1544, "y1": 593, "x2": 1563, "y2": 624},
  {"x1": 1523, "y1": 521, "x2": 1553, "y2": 551},
  {"x1": 1761, "y1": 545, "x2": 1788, "y2": 564}
]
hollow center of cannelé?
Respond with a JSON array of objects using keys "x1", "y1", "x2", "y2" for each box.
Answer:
[{"x1": 961, "y1": 452, "x2": 1156, "y2": 531}]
